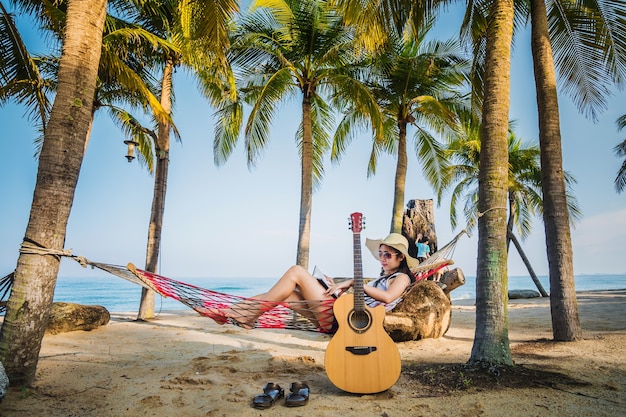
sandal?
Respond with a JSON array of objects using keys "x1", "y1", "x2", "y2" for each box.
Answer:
[
  {"x1": 285, "y1": 381, "x2": 309, "y2": 407},
  {"x1": 252, "y1": 382, "x2": 284, "y2": 409}
]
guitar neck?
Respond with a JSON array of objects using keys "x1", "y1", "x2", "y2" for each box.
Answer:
[{"x1": 353, "y1": 230, "x2": 365, "y2": 312}]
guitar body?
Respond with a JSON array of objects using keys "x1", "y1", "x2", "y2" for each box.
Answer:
[
  {"x1": 325, "y1": 294, "x2": 401, "y2": 393},
  {"x1": 324, "y1": 212, "x2": 401, "y2": 394}
]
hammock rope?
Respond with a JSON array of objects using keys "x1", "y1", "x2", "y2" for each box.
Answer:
[{"x1": 1, "y1": 230, "x2": 467, "y2": 331}]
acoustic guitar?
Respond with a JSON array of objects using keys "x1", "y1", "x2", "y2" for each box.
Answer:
[{"x1": 324, "y1": 212, "x2": 401, "y2": 393}]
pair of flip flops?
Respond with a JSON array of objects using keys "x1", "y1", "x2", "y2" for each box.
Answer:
[{"x1": 252, "y1": 382, "x2": 309, "y2": 409}]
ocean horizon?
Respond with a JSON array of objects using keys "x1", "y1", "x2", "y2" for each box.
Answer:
[{"x1": 51, "y1": 272, "x2": 626, "y2": 314}]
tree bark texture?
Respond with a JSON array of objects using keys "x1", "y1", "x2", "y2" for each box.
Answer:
[
  {"x1": 296, "y1": 91, "x2": 313, "y2": 269},
  {"x1": 0, "y1": 0, "x2": 107, "y2": 386},
  {"x1": 530, "y1": 0, "x2": 581, "y2": 341},
  {"x1": 470, "y1": 0, "x2": 514, "y2": 366},
  {"x1": 138, "y1": 60, "x2": 174, "y2": 320},
  {"x1": 390, "y1": 121, "x2": 409, "y2": 234}
]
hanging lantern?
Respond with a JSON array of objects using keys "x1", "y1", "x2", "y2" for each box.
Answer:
[{"x1": 123, "y1": 139, "x2": 139, "y2": 162}]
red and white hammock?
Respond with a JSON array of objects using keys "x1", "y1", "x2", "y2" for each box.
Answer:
[{"x1": 3, "y1": 230, "x2": 465, "y2": 333}]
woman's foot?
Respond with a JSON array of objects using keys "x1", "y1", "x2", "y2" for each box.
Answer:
[
  {"x1": 222, "y1": 308, "x2": 257, "y2": 329},
  {"x1": 201, "y1": 308, "x2": 229, "y2": 325}
]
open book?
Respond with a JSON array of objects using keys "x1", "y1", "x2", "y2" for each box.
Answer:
[{"x1": 313, "y1": 266, "x2": 340, "y2": 298}]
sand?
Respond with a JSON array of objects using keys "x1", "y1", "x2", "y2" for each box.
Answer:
[{"x1": 1, "y1": 290, "x2": 624, "y2": 416}]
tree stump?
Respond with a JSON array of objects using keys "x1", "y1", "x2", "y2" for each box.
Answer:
[
  {"x1": 402, "y1": 199, "x2": 438, "y2": 258},
  {"x1": 46, "y1": 302, "x2": 110, "y2": 334},
  {"x1": 383, "y1": 281, "x2": 451, "y2": 342},
  {"x1": 440, "y1": 267, "x2": 466, "y2": 296}
]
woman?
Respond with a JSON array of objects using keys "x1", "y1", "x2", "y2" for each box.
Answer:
[{"x1": 208, "y1": 233, "x2": 418, "y2": 331}]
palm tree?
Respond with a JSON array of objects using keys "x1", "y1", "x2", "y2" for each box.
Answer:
[
  {"x1": 0, "y1": 0, "x2": 178, "y2": 321},
  {"x1": 0, "y1": 0, "x2": 108, "y2": 386},
  {"x1": 333, "y1": 0, "x2": 516, "y2": 365},
  {"x1": 440, "y1": 118, "x2": 581, "y2": 286},
  {"x1": 441, "y1": 118, "x2": 582, "y2": 234},
  {"x1": 527, "y1": 0, "x2": 626, "y2": 341},
  {"x1": 128, "y1": 0, "x2": 238, "y2": 319},
  {"x1": 333, "y1": 27, "x2": 469, "y2": 235},
  {"x1": 470, "y1": 0, "x2": 515, "y2": 366},
  {"x1": 614, "y1": 114, "x2": 626, "y2": 193},
  {"x1": 210, "y1": 0, "x2": 382, "y2": 269},
  {"x1": 0, "y1": 0, "x2": 239, "y2": 383}
]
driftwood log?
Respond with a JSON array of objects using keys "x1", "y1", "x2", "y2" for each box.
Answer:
[
  {"x1": 384, "y1": 280, "x2": 452, "y2": 342},
  {"x1": 46, "y1": 302, "x2": 110, "y2": 334},
  {"x1": 440, "y1": 267, "x2": 465, "y2": 295}
]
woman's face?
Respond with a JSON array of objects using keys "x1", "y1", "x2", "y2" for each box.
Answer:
[{"x1": 378, "y1": 244, "x2": 404, "y2": 274}]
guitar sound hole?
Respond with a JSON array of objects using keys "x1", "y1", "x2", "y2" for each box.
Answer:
[{"x1": 348, "y1": 310, "x2": 372, "y2": 333}]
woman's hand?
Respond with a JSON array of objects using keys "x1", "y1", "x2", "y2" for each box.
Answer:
[{"x1": 325, "y1": 279, "x2": 353, "y2": 297}]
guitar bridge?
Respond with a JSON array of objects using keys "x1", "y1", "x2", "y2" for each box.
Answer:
[{"x1": 345, "y1": 346, "x2": 377, "y2": 355}]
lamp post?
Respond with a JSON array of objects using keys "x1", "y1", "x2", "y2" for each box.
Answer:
[{"x1": 123, "y1": 139, "x2": 140, "y2": 162}]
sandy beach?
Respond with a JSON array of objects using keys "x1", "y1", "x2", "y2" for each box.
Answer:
[{"x1": 1, "y1": 290, "x2": 624, "y2": 416}]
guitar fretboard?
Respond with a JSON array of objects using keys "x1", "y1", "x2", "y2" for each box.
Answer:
[{"x1": 353, "y1": 230, "x2": 364, "y2": 313}]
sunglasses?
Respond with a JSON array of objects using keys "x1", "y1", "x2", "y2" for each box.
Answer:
[{"x1": 378, "y1": 251, "x2": 398, "y2": 260}]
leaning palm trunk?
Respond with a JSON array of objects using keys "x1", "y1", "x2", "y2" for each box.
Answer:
[
  {"x1": 530, "y1": 0, "x2": 581, "y2": 341},
  {"x1": 390, "y1": 121, "x2": 409, "y2": 234},
  {"x1": 296, "y1": 94, "x2": 314, "y2": 269},
  {"x1": 138, "y1": 60, "x2": 174, "y2": 320},
  {"x1": 508, "y1": 231, "x2": 549, "y2": 297},
  {"x1": 0, "y1": 0, "x2": 107, "y2": 386},
  {"x1": 470, "y1": 0, "x2": 514, "y2": 366}
]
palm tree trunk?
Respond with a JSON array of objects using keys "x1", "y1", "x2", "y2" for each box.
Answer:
[
  {"x1": 138, "y1": 60, "x2": 174, "y2": 320},
  {"x1": 506, "y1": 192, "x2": 515, "y2": 252},
  {"x1": 390, "y1": 121, "x2": 408, "y2": 234},
  {"x1": 0, "y1": 0, "x2": 107, "y2": 386},
  {"x1": 296, "y1": 92, "x2": 314, "y2": 269},
  {"x1": 470, "y1": 0, "x2": 514, "y2": 366},
  {"x1": 530, "y1": 0, "x2": 581, "y2": 341}
]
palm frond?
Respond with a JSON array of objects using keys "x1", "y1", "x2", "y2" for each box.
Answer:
[
  {"x1": 244, "y1": 67, "x2": 296, "y2": 167},
  {"x1": 0, "y1": 3, "x2": 50, "y2": 127},
  {"x1": 613, "y1": 139, "x2": 626, "y2": 193},
  {"x1": 548, "y1": 0, "x2": 626, "y2": 121}
]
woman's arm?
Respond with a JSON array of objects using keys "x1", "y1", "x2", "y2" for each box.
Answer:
[{"x1": 363, "y1": 274, "x2": 411, "y2": 304}]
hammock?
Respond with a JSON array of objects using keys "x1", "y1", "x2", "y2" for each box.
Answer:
[{"x1": 1, "y1": 230, "x2": 467, "y2": 333}]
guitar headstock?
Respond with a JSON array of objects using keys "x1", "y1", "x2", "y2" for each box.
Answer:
[{"x1": 348, "y1": 212, "x2": 364, "y2": 233}]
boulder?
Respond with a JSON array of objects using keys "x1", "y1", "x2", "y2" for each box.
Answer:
[
  {"x1": 46, "y1": 302, "x2": 110, "y2": 334},
  {"x1": 384, "y1": 280, "x2": 451, "y2": 342}
]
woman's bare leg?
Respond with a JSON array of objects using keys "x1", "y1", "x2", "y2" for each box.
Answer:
[{"x1": 221, "y1": 265, "x2": 333, "y2": 329}]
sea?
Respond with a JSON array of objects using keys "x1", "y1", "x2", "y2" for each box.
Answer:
[{"x1": 51, "y1": 272, "x2": 626, "y2": 314}]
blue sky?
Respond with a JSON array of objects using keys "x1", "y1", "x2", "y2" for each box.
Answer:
[{"x1": 1, "y1": 5, "x2": 625, "y2": 282}]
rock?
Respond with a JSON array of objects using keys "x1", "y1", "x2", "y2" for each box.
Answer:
[
  {"x1": 384, "y1": 280, "x2": 451, "y2": 342},
  {"x1": 46, "y1": 302, "x2": 110, "y2": 334},
  {"x1": 508, "y1": 289, "x2": 541, "y2": 299},
  {"x1": 0, "y1": 362, "x2": 8, "y2": 402}
]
